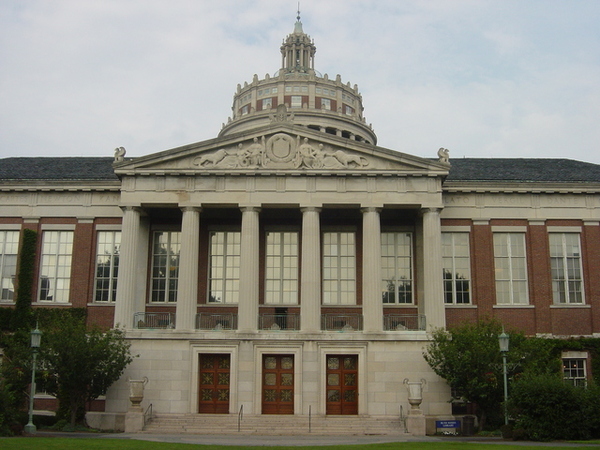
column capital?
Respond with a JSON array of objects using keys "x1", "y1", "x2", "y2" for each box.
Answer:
[
  {"x1": 300, "y1": 206, "x2": 322, "y2": 214},
  {"x1": 360, "y1": 206, "x2": 382, "y2": 214},
  {"x1": 120, "y1": 205, "x2": 144, "y2": 214},
  {"x1": 240, "y1": 205, "x2": 261, "y2": 213},
  {"x1": 420, "y1": 207, "x2": 442, "y2": 216},
  {"x1": 180, "y1": 206, "x2": 202, "y2": 214}
]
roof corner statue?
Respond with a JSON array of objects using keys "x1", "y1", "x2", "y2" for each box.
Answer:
[{"x1": 113, "y1": 146, "x2": 126, "y2": 163}]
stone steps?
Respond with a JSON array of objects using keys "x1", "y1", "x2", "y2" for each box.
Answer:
[{"x1": 143, "y1": 413, "x2": 408, "y2": 435}]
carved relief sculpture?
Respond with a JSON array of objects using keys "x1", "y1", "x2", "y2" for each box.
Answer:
[{"x1": 192, "y1": 133, "x2": 369, "y2": 170}]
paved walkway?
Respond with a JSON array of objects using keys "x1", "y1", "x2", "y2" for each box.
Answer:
[{"x1": 30, "y1": 431, "x2": 600, "y2": 447}]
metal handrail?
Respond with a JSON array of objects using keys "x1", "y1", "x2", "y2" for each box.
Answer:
[
  {"x1": 238, "y1": 404, "x2": 243, "y2": 432},
  {"x1": 196, "y1": 313, "x2": 238, "y2": 330},
  {"x1": 134, "y1": 312, "x2": 175, "y2": 329},
  {"x1": 258, "y1": 313, "x2": 300, "y2": 331},
  {"x1": 143, "y1": 403, "x2": 153, "y2": 426},
  {"x1": 321, "y1": 314, "x2": 363, "y2": 331},
  {"x1": 383, "y1": 314, "x2": 426, "y2": 331}
]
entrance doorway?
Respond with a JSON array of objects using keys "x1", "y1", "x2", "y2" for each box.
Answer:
[
  {"x1": 326, "y1": 355, "x2": 358, "y2": 415},
  {"x1": 262, "y1": 354, "x2": 294, "y2": 414},
  {"x1": 198, "y1": 354, "x2": 230, "y2": 413}
]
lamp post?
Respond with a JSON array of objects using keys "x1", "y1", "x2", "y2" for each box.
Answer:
[
  {"x1": 498, "y1": 330, "x2": 509, "y2": 426},
  {"x1": 24, "y1": 325, "x2": 42, "y2": 434}
]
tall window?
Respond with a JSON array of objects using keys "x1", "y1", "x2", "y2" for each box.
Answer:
[
  {"x1": 150, "y1": 231, "x2": 180, "y2": 303},
  {"x1": 208, "y1": 231, "x2": 240, "y2": 303},
  {"x1": 39, "y1": 230, "x2": 74, "y2": 303},
  {"x1": 265, "y1": 231, "x2": 298, "y2": 304},
  {"x1": 442, "y1": 233, "x2": 471, "y2": 304},
  {"x1": 550, "y1": 233, "x2": 584, "y2": 304},
  {"x1": 321, "y1": 98, "x2": 331, "y2": 110},
  {"x1": 563, "y1": 358, "x2": 587, "y2": 386},
  {"x1": 381, "y1": 232, "x2": 413, "y2": 304},
  {"x1": 323, "y1": 232, "x2": 355, "y2": 305},
  {"x1": 493, "y1": 233, "x2": 528, "y2": 305},
  {"x1": 0, "y1": 230, "x2": 19, "y2": 302},
  {"x1": 94, "y1": 231, "x2": 121, "y2": 302}
]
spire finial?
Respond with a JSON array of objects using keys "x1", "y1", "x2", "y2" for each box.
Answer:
[{"x1": 297, "y1": 2, "x2": 301, "y2": 22}]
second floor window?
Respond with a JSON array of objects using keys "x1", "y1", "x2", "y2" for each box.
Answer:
[
  {"x1": 150, "y1": 231, "x2": 180, "y2": 303},
  {"x1": 550, "y1": 233, "x2": 584, "y2": 304},
  {"x1": 494, "y1": 233, "x2": 529, "y2": 305},
  {"x1": 323, "y1": 231, "x2": 355, "y2": 305},
  {"x1": 94, "y1": 231, "x2": 121, "y2": 302},
  {"x1": 0, "y1": 230, "x2": 19, "y2": 302},
  {"x1": 265, "y1": 231, "x2": 298, "y2": 304},
  {"x1": 442, "y1": 233, "x2": 471, "y2": 304},
  {"x1": 381, "y1": 232, "x2": 413, "y2": 304},
  {"x1": 208, "y1": 231, "x2": 240, "y2": 303},
  {"x1": 39, "y1": 230, "x2": 73, "y2": 303}
]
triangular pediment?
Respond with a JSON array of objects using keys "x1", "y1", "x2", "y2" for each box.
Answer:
[{"x1": 113, "y1": 124, "x2": 449, "y2": 177}]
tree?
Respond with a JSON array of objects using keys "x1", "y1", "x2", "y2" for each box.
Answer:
[
  {"x1": 423, "y1": 319, "x2": 523, "y2": 430},
  {"x1": 40, "y1": 316, "x2": 134, "y2": 427}
]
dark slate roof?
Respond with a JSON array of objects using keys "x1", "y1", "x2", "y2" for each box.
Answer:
[
  {"x1": 446, "y1": 158, "x2": 600, "y2": 183},
  {"x1": 0, "y1": 157, "x2": 118, "y2": 181},
  {"x1": 0, "y1": 156, "x2": 599, "y2": 183}
]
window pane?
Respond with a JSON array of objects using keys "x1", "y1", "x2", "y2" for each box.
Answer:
[
  {"x1": 441, "y1": 233, "x2": 471, "y2": 304},
  {"x1": 150, "y1": 231, "x2": 180, "y2": 303},
  {"x1": 323, "y1": 232, "x2": 356, "y2": 305},
  {"x1": 0, "y1": 231, "x2": 20, "y2": 301},
  {"x1": 209, "y1": 231, "x2": 241, "y2": 303},
  {"x1": 550, "y1": 233, "x2": 584, "y2": 304},
  {"x1": 39, "y1": 231, "x2": 73, "y2": 303},
  {"x1": 493, "y1": 233, "x2": 528, "y2": 305}
]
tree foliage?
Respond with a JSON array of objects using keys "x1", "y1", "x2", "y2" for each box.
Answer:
[
  {"x1": 508, "y1": 373, "x2": 600, "y2": 440},
  {"x1": 39, "y1": 316, "x2": 134, "y2": 427},
  {"x1": 11, "y1": 229, "x2": 37, "y2": 331}
]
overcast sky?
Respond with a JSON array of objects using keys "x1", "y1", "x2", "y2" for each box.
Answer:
[{"x1": 1, "y1": 0, "x2": 599, "y2": 164}]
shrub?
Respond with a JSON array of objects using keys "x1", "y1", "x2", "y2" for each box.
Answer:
[{"x1": 508, "y1": 373, "x2": 600, "y2": 440}]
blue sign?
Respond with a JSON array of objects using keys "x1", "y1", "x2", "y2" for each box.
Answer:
[{"x1": 436, "y1": 420, "x2": 460, "y2": 428}]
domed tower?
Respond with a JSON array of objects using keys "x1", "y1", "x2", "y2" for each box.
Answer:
[{"x1": 219, "y1": 13, "x2": 377, "y2": 145}]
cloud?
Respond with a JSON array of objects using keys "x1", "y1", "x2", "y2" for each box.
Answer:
[{"x1": 1, "y1": 0, "x2": 599, "y2": 164}]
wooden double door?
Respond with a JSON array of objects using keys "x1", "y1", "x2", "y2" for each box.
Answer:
[
  {"x1": 326, "y1": 354, "x2": 358, "y2": 415},
  {"x1": 198, "y1": 354, "x2": 230, "y2": 413},
  {"x1": 262, "y1": 354, "x2": 294, "y2": 414}
]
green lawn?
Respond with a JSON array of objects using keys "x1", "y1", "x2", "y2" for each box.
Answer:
[{"x1": 1, "y1": 438, "x2": 600, "y2": 450}]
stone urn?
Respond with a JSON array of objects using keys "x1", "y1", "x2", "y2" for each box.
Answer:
[
  {"x1": 128, "y1": 377, "x2": 148, "y2": 411},
  {"x1": 403, "y1": 378, "x2": 426, "y2": 411}
]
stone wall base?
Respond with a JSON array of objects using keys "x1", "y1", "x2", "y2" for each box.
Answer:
[{"x1": 86, "y1": 412, "x2": 125, "y2": 431}]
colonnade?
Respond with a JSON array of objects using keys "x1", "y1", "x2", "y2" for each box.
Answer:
[{"x1": 113, "y1": 206, "x2": 445, "y2": 332}]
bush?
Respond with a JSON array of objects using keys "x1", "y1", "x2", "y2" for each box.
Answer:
[{"x1": 508, "y1": 374, "x2": 600, "y2": 440}]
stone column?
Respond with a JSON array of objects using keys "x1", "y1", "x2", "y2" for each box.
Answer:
[
  {"x1": 238, "y1": 206, "x2": 260, "y2": 332},
  {"x1": 300, "y1": 207, "x2": 321, "y2": 332},
  {"x1": 175, "y1": 207, "x2": 201, "y2": 331},
  {"x1": 422, "y1": 208, "x2": 446, "y2": 330},
  {"x1": 362, "y1": 207, "x2": 382, "y2": 332},
  {"x1": 114, "y1": 206, "x2": 142, "y2": 330}
]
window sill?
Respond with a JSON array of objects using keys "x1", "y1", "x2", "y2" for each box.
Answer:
[
  {"x1": 493, "y1": 304, "x2": 535, "y2": 308},
  {"x1": 550, "y1": 304, "x2": 590, "y2": 309},
  {"x1": 31, "y1": 302, "x2": 72, "y2": 306}
]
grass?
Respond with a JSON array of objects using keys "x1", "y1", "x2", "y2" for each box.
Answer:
[{"x1": 1, "y1": 438, "x2": 600, "y2": 450}]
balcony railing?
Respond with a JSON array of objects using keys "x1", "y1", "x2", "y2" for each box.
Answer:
[
  {"x1": 259, "y1": 313, "x2": 300, "y2": 331},
  {"x1": 134, "y1": 312, "x2": 175, "y2": 329},
  {"x1": 196, "y1": 313, "x2": 238, "y2": 331},
  {"x1": 383, "y1": 314, "x2": 426, "y2": 331},
  {"x1": 321, "y1": 314, "x2": 363, "y2": 331}
]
